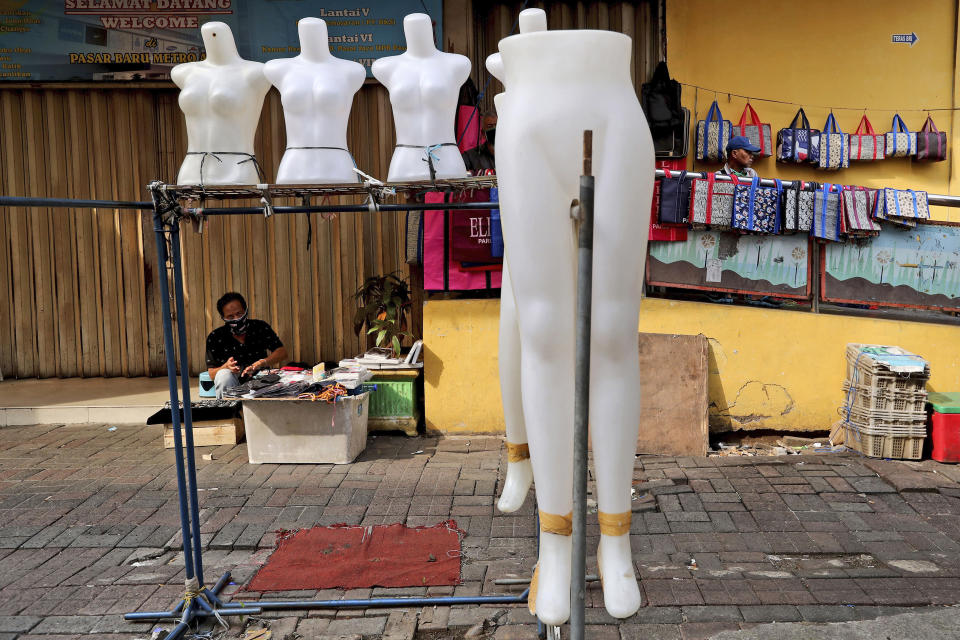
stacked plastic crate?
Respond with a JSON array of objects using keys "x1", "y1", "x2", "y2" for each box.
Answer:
[{"x1": 840, "y1": 344, "x2": 929, "y2": 460}]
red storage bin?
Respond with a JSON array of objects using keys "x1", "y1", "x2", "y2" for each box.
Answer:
[{"x1": 928, "y1": 392, "x2": 960, "y2": 463}]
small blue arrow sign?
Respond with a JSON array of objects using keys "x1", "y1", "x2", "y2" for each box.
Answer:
[{"x1": 891, "y1": 32, "x2": 918, "y2": 46}]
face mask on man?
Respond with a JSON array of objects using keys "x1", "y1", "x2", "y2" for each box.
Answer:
[
  {"x1": 225, "y1": 311, "x2": 248, "y2": 335},
  {"x1": 484, "y1": 127, "x2": 496, "y2": 146}
]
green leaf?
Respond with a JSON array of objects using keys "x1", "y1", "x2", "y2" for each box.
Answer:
[
  {"x1": 392, "y1": 335, "x2": 401, "y2": 355},
  {"x1": 376, "y1": 329, "x2": 387, "y2": 345}
]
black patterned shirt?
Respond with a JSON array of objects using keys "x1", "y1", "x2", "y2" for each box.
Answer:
[{"x1": 205, "y1": 319, "x2": 283, "y2": 371}]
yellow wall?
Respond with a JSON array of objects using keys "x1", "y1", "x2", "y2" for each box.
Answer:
[
  {"x1": 423, "y1": 2, "x2": 960, "y2": 436},
  {"x1": 424, "y1": 298, "x2": 960, "y2": 434},
  {"x1": 667, "y1": 0, "x2": 960, "y2": 220}
]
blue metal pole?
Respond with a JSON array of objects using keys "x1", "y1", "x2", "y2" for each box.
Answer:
[
  {"x1": 249, "y1": 589, "x2": 529, "y2": 610},
  {"x1": 169, "y1": 221, "x2": 206, "y2": 587},
  {"x1": 124, "y1": 606, "x2": 261, "y2": 621},
  {"x1": 151, "y1": 192, "x2": 196, "y2": 582}
]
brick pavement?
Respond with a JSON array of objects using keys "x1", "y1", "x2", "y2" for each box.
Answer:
[{"x1": 2, "y1": 424, "x2": 960, "y2": 638}]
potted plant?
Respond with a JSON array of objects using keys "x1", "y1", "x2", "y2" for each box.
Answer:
[{"x1": 353, "y1": 272, "x2": 414, "y2": 357}]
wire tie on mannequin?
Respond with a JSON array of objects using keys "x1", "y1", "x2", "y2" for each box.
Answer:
[{"x1": 259, "y1": 191, "x2": 274, "y2": 219}]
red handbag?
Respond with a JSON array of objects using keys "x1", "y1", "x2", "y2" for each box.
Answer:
[
  {"x1": 849, "y1": 115, "x2": 885, "y2": 161},
  {"x1": 734, "y1": 103, "x2": 772, "y2": 157}
]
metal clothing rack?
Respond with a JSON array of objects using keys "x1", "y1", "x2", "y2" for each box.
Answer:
[
  {"x1": 120, "y1": 176, "x2": 546, "y2": 639},
  {"x1": 0, "y1": 177, "x2": 537, "y2": 639}
]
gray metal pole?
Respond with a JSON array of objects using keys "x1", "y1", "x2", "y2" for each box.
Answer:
[{"x1": 571, "y1": 131, "x2": 594, "y2": 640}]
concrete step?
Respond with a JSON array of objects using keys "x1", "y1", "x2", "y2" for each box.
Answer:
[{"x1": 0, "y1": 376, "x2": 184, "y2": 426}]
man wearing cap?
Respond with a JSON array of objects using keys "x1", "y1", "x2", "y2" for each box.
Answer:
[{"x1": 723, "y1": 136, "x2": 760, "y2": 178}]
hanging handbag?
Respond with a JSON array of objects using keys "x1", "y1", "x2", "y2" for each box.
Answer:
[
  {"x1": 781, "y1": 180, "x2": 817, "y2": 233},
  {"x1": 690, "y1": 172, "x2": 735, "y2": 229},
  {"x1": 734, "y1": 103, "x2": 773, "y2": 158},
  {"x1": 915, "y1": 115, "x2": 947, "y2": 162},
  {"x1": 812, "y1": 183, "x2": 843, "y2": 241},
  {"x1": 451, "y1": 207, "x2": 496, "y2": 262},
  {"x1": 641, "y1": 61, "x2": 685, "y2": 156},
  {"x1": 777, "y1": 108, "x2": 820, "y2": 164},
  {"x1": 695, "y1": 100, "x2": 733, "y2": 162},
  {"x1": 817, "y1": 113, "x2": 849, "y2": 170},
  {"x1": 841, "y1": 186, "x2": 881, "y2": 235},
  {"x1": 455, "y1": 78, "x2": 481, "y2": 153},
  {"x1": 872, "y1": 193, "x2": 918, "y2": 229},
  {"x1": 657, "y1": 169, "x2": 692, "y2": 225},
  {"x1": 885, "y1": 114, "x2": 916, "y2": 158},
  {"x1": 881, "y1": 187, "x2": 930, "y2": 221},
  {"x1": 423, "y1": 190, "x2": 502, "y2": 291},
  {"x1": 848, "y1": 115, "x2": 885, "y2": 161},
  {"x1": 732, "y1": 176, "x2": 781, "y2": 234},
  {"x1": 649, "y1": 159, "x2": 689, "y2": 242},
  {"x1": 490, "y1": 186, "x2": 503, "y2": 259}
]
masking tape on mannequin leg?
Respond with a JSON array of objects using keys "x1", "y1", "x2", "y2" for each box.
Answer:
[
  {"x1": 598, "y1": 511, "x2": 632, "y2": 536},
  {"x1": 539, "y1": 510, "x2": 573, "y2": 536},
  {"x1": 506, "y1": 442, "x2": 530, "y2": 462},
  {"x1": 530, "y1": 510, "x2": 573, "y2": 614},
  {"x1": 528, "y1": 563, "x2": 540, "y2": 615}
]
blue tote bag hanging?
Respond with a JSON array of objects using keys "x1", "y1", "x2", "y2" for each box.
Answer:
[
  {"x1": 695, "y1": 100, "x2": 732, "y2": 162},
  {"x1": 657, "y1": 169, "x2": 692, "y2": 225},
  {"x1": 817, "y1": 113, "x2": 849, "y2": 170},
  {"x1": 812, "y1": 183, "x2": 843, "y2": 241},
  {"x1": 732, "y1": 176, "x2": 782, "y2": 234},
  {"x1": 885, "y1": 114, "x2": 916, "y2": 158}
]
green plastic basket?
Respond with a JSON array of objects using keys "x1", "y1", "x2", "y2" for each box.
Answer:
[{"x1": 361, "y1": 380, "x2": 417, "y2": 418}]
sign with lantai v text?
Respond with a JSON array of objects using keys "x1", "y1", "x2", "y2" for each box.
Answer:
[{"x1": 0, "y1": 1, "x2": 443, "y2": 82}]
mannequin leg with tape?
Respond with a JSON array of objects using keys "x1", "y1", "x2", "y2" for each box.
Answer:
[
  {"x1": 497, "y1": 127, "x2": 578, "y2": 623},
  {"x1": 589, "y1": 131, "x2": 650, "y2": 618},
  {"x1": 497, "y1": 259, "x2": 533, "y2": 513}
]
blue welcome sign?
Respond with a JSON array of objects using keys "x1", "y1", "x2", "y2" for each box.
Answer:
[{"x1": 0, "y1": 1, "x2": 443, "y2": 82}]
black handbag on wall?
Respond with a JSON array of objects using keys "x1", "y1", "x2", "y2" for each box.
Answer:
[{"x1": 657, "y1": 169, "x2": 691, "y2": 225}]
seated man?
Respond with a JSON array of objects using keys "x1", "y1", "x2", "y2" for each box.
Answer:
[{"x1": 206, "y1": 292, "x2": 288, "y2": 399}]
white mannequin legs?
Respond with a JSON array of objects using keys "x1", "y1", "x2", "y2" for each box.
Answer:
[
  {"x1": 496, "y1": 259, "x2": 533, "y2": 513},
  {"x1": 493, "y1": 27, "x2": 652, "y2": 625}
]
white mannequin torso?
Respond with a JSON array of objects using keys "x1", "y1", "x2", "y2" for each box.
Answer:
[
  {"x1": 172, "y1": 22, "x2": 270, "y2": 185},
  {"x1": 264, "y1": 18, "x2": 366, "y2": 184},
  {"x1": 372, "y1": 13, "x2": 470, "y2": 181}
]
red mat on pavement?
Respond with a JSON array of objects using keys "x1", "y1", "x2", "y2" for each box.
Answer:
[{"x1": 245, "y1": 520, "x2": 464, "y2": 591}]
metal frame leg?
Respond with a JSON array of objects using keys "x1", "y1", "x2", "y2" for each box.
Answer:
[{"x1": 124, "y1": 187, "x2": 253, "y2": 639}]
